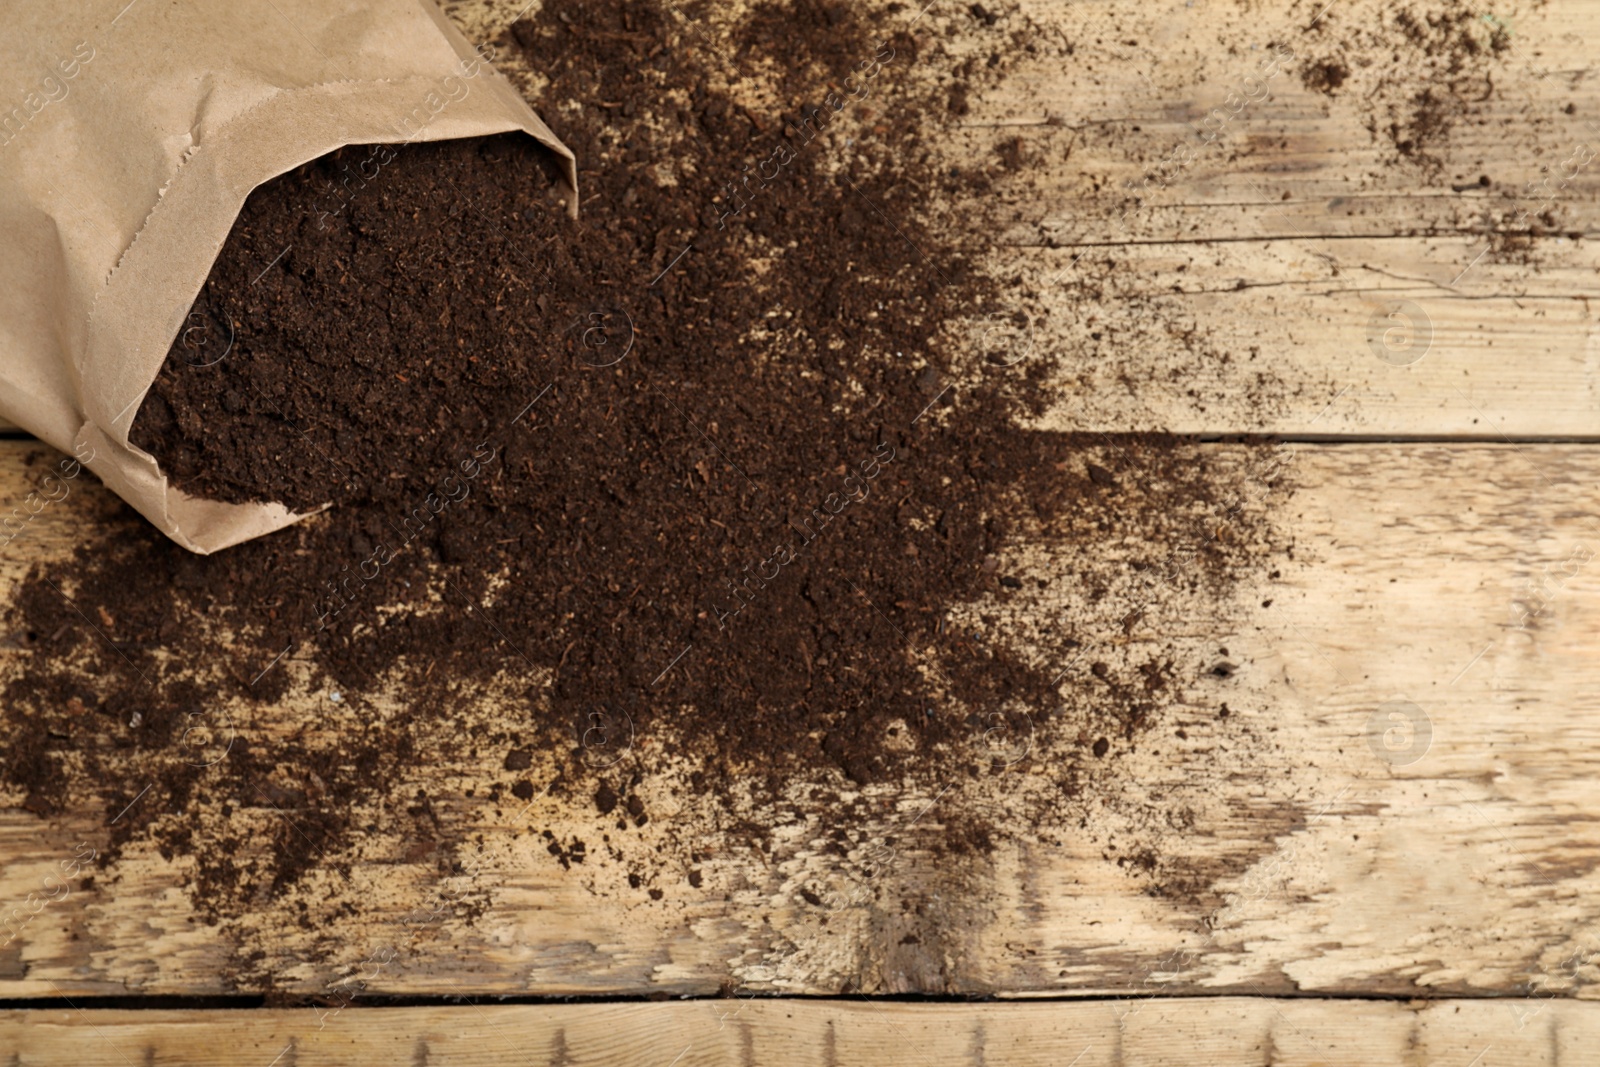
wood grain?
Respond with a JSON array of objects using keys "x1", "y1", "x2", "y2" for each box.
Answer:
[
  {"x1": 1, "y1": 998, "x2": 1593, "y2": 1065},
  {"x1": 952, "y1": 0, "x2": 1600, "y2": 436},
  {"x1": 969, "y1": 0, "x2": 1600, "y2": 240},
  {"x1": 3, "y1": 435, "x2": 1598, "y2": 999}
]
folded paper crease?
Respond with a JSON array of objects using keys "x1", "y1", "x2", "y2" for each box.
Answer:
[{"x1": 0, "y1": 0, "x2": 575, "y2": 553}]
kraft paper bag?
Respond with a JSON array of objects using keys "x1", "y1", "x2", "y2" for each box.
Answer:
[{"x1": 0, "y1": 0, "x2": 576, "y2": 553}]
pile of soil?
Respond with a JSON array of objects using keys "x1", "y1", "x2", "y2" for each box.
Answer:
[
  {"x1": 125, "y1": 123, "x2": 1065, "y2": 793},
  {"x1": 1, "y1": 0, "x2": 1293, "y2": 981}
]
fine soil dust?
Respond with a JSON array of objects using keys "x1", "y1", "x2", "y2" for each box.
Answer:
[
  {"x1": 0, "y1": 0, "x2": 1314, "y2": 990},
  {"x1": 1293, "y1": 0, "x2": 1516, "y2": 178}
]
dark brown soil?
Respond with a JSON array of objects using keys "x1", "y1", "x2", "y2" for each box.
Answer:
[
  {"x1": 1, "y1": 0, "x2": 1294, "y2": 982},
  {"x1": 1300, "y1": 58, "x2": 1349, "y2": 95}
]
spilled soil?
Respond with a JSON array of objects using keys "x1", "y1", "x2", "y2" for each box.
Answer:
[
  {"x1": 1293, "y1": 0, "x2": 1516, "y2": 178},
  {"x1": 0, "y1": 0, "x2": 1307, "y2": 988}
]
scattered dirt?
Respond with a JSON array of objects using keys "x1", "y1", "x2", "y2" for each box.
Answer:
[
  {"x1": 1294, "y1": 0, "x2": 1516, "y2": 178},
  {"x1": 1299, "y1": 57, "x2": 1349, "y2": 95},
  {"x1": 1, "y1": 0, "x2": 1301, "y2": 989}
]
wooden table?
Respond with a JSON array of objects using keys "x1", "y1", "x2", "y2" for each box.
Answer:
[{"x1": 5, "y1": 0, "x2": 1600, "y2": 1061}]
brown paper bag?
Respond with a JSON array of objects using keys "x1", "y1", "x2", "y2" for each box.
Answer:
[{"x1": 0, "y1": 0, "x2": 575, "y2": 553}]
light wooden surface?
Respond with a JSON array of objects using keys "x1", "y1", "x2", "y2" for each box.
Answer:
[
  {"x1": 959, "y1": 0, "x2": 1600, "y2": 437},
  {"x1": 1001, "y1": 240, "x2": 1600, "y2": 438},
  {"x1": 5, "y1": 998, "x2": 1597, "y2": 1066},
  {"x1": 4, "y1": 438, "x2": 1598, "y2": 999},
  {"x1": 884, "y1": 0, "x2": 1596, "y2": 436}
]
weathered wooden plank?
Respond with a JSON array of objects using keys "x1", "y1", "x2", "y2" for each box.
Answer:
[
  {"x1": 984, "y1": 240, "x2": 1600, "y2": 437},
  {"x1": 964, "y1": 0, "x2": 1600, "y2": 237},
  {"x1": 943, "y1": 0, "x2": 1600, "y2": 436},
  {"x1": 2, "y1": 434, "x2": 1598, "y2": 999},
  {"x1": 0, "y1": 998, "x2": 1593, "y2": 1065}
]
